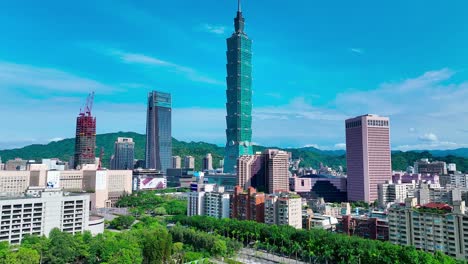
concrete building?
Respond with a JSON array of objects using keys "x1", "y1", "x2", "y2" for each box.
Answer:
[
  {"x1": 0, "y1": 171, "x2": 31, "y2": 197},
  {"x1": 290, "y1": 177, "x2": 312, "y2": 192},
  {"x1": 111, "y1": 137, "x2": 135, "y2": 170},
  {"x1": 265, "y1": 193, "x2": 302, "y2": 229},
  {"x1": 184, "y1": 156, "x2": 195, "y2": 169},
  {"x1": 145, "y1": 91, "x2": 172, "y2": 173},
  {"x1": 172, "y1": 156, "x2": 181, "y2": 169},
  {"x1": 296, "y1": 175, "x2": 348, "y2": 203},
  {"x1": 42, "y1": 159, "x2": 68, "y2": 171},
  {"x1": 265, "y1": 150, "x2": 289, "y2": 194},
  {"x1": 0, "y1": 168, "x2": 132, "y2": 209},
  {"x1": 0, "y1": 187, "x2": 104, "y2": 245},
  {"x1": 378, "y1": 182, "x2": 416, "y2": 207},
  {"x1": 187, "y1": 185, "x2": 230, "y2": 219},
  {"x1": 414, "y1": 159, "x2": 447, "y2": 175},
  {"x1": 237, "y1": 154, "x2": 264, "y2": 190},
  {"x1": 447, "y1": 173, "x2": 468, "y2": 188},
  {"x1": 345, "y1": 114, "x2": 392, "y2": 202},
  {"x1": 388, "y1": 198, "x2": 468, "y2": 260},
  {"x1": 304, "y1": 213, "x2": 338, "y2": 231},
  {"x1": 204, "y1": 188, "x2": 230, "y2": 219},
  {"x1": 230, "y1": 186, "x2": 265, "y2": 223},
  {"x1": 187, "y1": 192, "x2": 205, "y2": 217},
  {"x1": 203, "y1": 153, "x2": 214, "y2": 171},
  {"x1": 338, "y1": 215, "x2": 389, "y2": 241},
  {"x1": 5, "y1": 158, "x2": 27, "y2": 171},
  {"x1": 237, "y1": 149, "x2": 289, "y2": 194}
]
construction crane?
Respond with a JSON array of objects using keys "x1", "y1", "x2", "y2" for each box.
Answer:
[{"x1": 80, "y1": 91, "x2": 95, "y2": 116}]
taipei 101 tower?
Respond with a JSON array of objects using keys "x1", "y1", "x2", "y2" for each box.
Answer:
[{"x1": 224, "y1": 0, "x2": 254, "y2": 173}]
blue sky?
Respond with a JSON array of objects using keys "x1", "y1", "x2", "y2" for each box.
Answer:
[{"x1": 1, "y1": 0, "x2": 468, "y2": 150}]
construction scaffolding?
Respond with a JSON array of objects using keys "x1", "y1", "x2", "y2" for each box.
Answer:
[{"x1": 74, "y1": 92, "x2": 96, "y2": 169}]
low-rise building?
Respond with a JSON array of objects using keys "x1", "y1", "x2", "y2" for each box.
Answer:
[
  {"x1": 338, "y1": 215, "x2": 389, "y2": 241},
  {"x1": 0, "y1": 187, "x2": 104, "y2": 245},
  {"x1": 388, "y1": 198, "x2": 468, "y2": 260},
  {"x1": 0, "y1": 168, "x2": 132, "y2": 209},
  {"x1": 132, "y1": 169, "x2": 166, "y2": 191}
]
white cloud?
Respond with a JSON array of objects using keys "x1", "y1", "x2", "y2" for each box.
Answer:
[
  {"x1": 201, "y1": 24, "x2": 226, "y2": 35},
  {"x1": 303, "y1": 144, "x2": 320, "y2": 149},
  {"x1": 49, "y1": 138, "x2": 64, "y2": 142},
  {"x1": 0, "y1": 61, "x2": 114, "y2": 93},
  {"x1": 105, "y1": 49, "x2": 224, "y2": 86},
  {"x1": 419, "y1": 133, "x2": 438, "y2": 142},
  {"x1": 334, "y1": 143, "x2": 346, "y2": 150}
]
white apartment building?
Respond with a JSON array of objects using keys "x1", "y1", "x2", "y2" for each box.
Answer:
[
  {"x1": 265, "y1": 193, "x2": 302, "y2": 229},
  {"x1": 388, "y1": 198, "x2": 468, "y2": 260},
  {"x1": 204, "y1": 191, "x2": 230, "y2": 219},
  {"x1": 187, "y1": 192, "x2": 205, "y2": 217},
  {"x1": 187, "y1": 186, "x2": 230, "y2": 219},
  {"x1": 378, "y1": 182, "x2": 416, "y2": 207},
  {"x1": 0, "y1": 188, "x2": 104, "y2": 245}
]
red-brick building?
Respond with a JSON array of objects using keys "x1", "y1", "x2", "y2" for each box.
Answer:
[{"x1": 230, "y1": 186, "x2": 265, "y2": 223}]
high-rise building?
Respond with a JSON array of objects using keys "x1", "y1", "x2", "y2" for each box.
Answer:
[
  {"x1": 203, "y1": 153, "x2": 213, "y2": 171},
  {"x1": 74, "y1": 93, "x2": 96, "y2": 169},
  {"x1": 172, "y1": 156, "x2": 181, "y2": 169},
  {"x1": 184, "y1": 156, "x2": 195, "y2": 169},
  {"x1": 264, "y1": 193, "x2": 302, "y2": 229},
  {"x1": 187, "y1": 185, "x2": 229, "y2": 219},
  {"x1": 230, "y1": 186, "x2": 265, "y2": 223},
  {"x1": 110, "y1": 137, "x2": 135, "y2": 170},
  {"x1": 224, "y1": 0, "x2": 254, "y2": 173},
  {"x1": 145, "y1": 91, "x2": 172, "y2": 173},
  {"x1": 345, "y1": 114, "x2": 392, "y2": 203},
  {"x1": 265, "y1": 149, "x2": 290, "y2": 194},
  {"x1": 236, "y1": 149, "x2": 289, "y2": 194}
]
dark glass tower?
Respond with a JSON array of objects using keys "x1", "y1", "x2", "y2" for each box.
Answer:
[
  {"x1": 145, "y1": 91, "x2": 172, "y2": 173},
  {"x1": 224, "y1": 0, "x2": 254, "y2": 173}
]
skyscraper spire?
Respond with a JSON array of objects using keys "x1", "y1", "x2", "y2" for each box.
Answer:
[{"x1": 234, "y1": 0, "x2": 245, "y2": 34}]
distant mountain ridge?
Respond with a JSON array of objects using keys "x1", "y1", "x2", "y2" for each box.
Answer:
[{"x1": 0, "y1": 132, "x2": 467, "y2": 172}]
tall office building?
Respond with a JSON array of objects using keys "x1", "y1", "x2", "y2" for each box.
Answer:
[
  {"x1": 237, "y1": 149, "x2": 289, "y2": 194},
  {"x1": 172, "y1": 156, "x2": 181, "y2": 169},
  {"x1": 345, "y1": 114, "x2": 392, "y2": 202},
  {"x1": 111, "y1": 137, "x2": 135, "y2": 170},
  {"x1": 224, "y1": 0, "x2": 254, "y2": 173},
  {"x1": 184, "y1": 156, "x2": 195, "y2": 169},
  {"x1": 203, "y1": 153, "x2": 213, "y2": 171},
  {"x1": 74, "y1": 93, "x2": 96, "y2": 169},
  {"x1": 145, "y1": 91, "x2": 172, "y2": 173}
]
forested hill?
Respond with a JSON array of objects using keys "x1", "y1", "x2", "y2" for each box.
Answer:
[{"x1": 0, "y1": 132, "x2": 467, "y2": 172}]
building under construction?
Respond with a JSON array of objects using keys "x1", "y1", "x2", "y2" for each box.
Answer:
[{"x1": 74, "y1": 92, "x2": 96, "y2": 169}]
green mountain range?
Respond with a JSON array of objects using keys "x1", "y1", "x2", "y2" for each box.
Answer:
[{"x1": 0, "y1": 132, "x2": 467, "y2": 172}]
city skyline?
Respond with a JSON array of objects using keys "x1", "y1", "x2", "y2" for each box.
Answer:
[{"x1": 1, "y1": 1, "x2": 468, "y2": 151}]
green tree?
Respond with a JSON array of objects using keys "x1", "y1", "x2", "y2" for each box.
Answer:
[
  {"x1": 110, "y1": 215, "x2": 136, "y2": 230},
  {"x1": 141, "y1": 228, "x2": 172, "y2": 264},
  {"x1": 4, "y1": 247, "x2": 40, "y2": 264}
]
